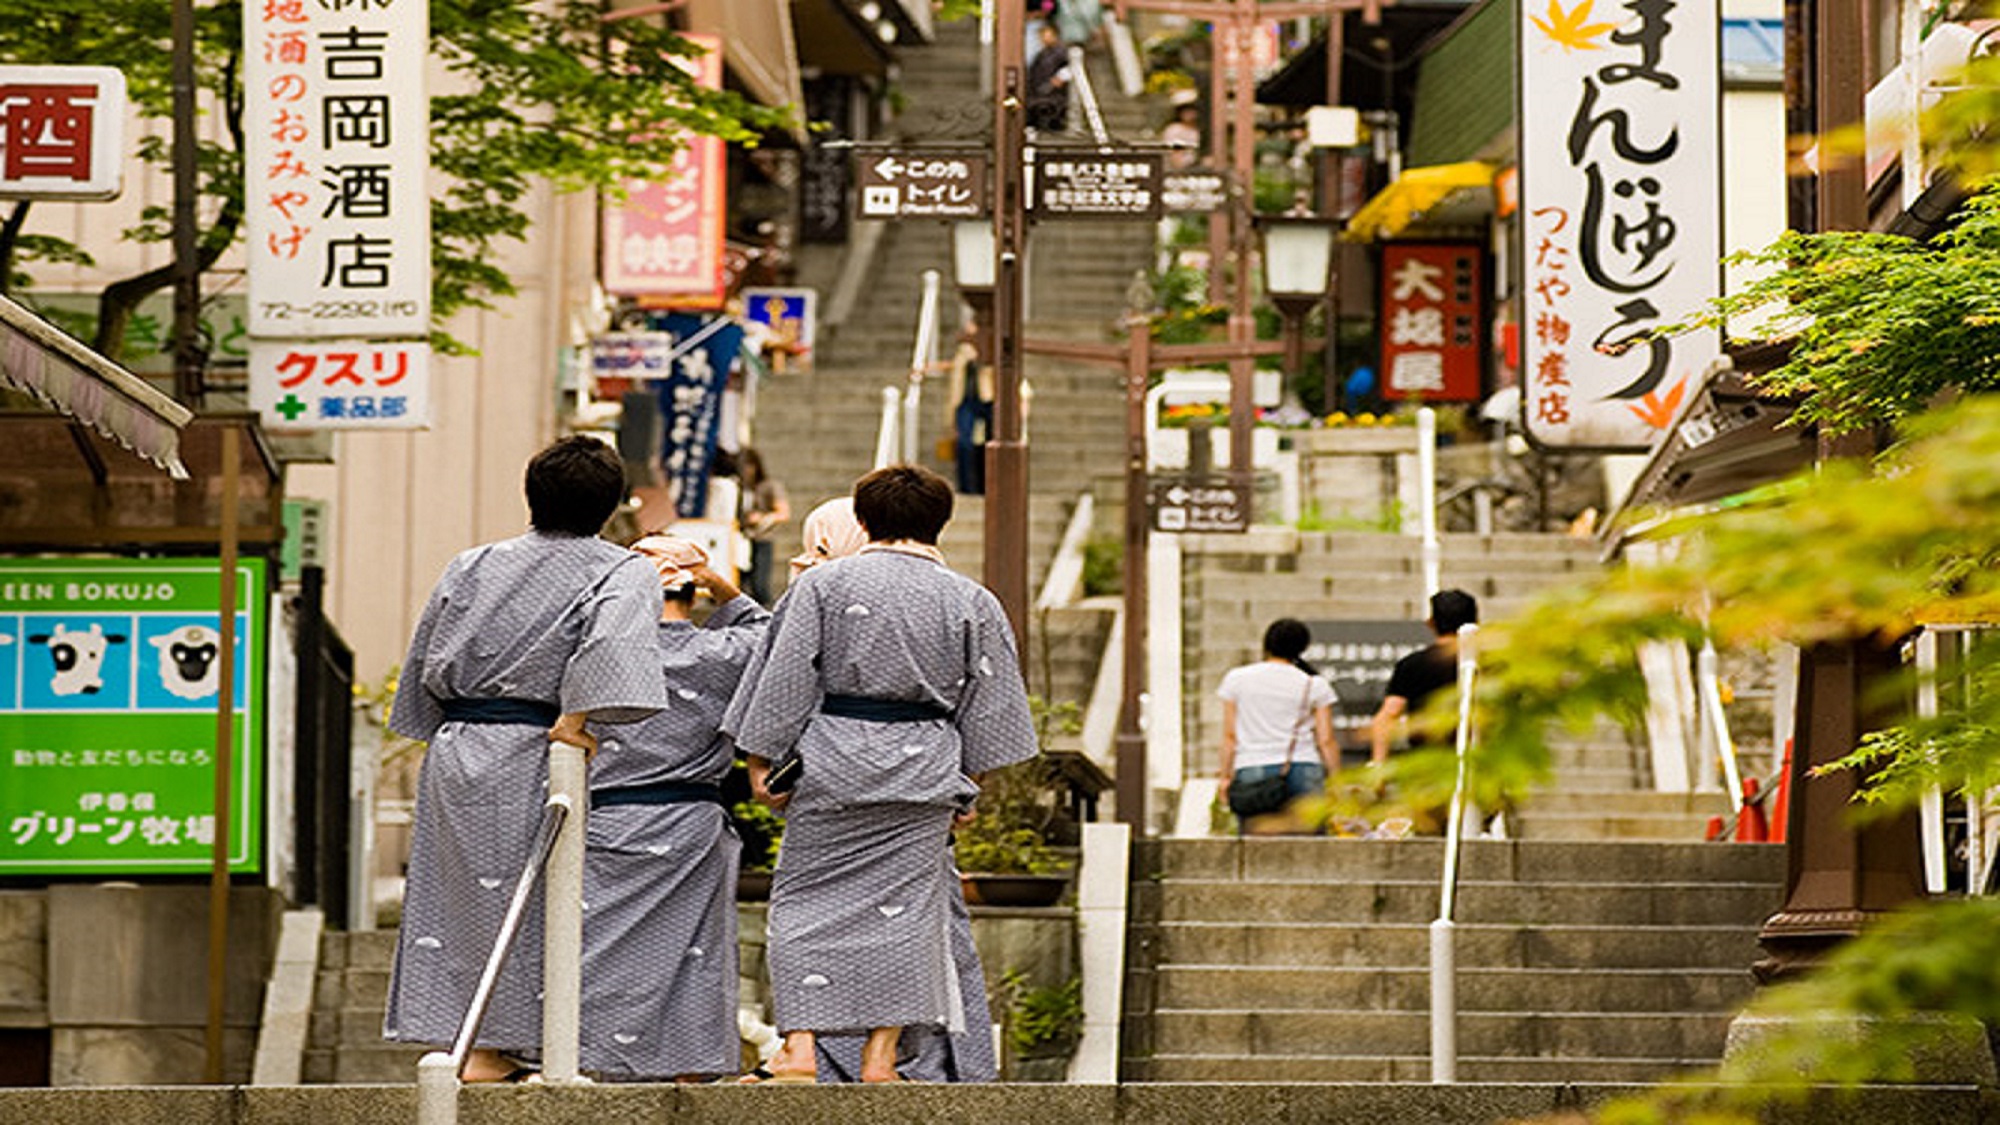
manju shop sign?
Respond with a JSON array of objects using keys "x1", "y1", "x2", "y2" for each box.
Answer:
[
  {"x1": 1518, "y1": 0, "x2": 1718, "y2": 449},
  {"x1": 1381, "y1": 243, "x2": 1484, "y2": 403},
  {"x1": 0, "y1": 559, "x2": 267, "y2": 876}
]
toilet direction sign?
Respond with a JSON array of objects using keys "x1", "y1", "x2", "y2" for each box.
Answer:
[{"x1": 855, "y1": 152, "x2": 988, "y2": 219}]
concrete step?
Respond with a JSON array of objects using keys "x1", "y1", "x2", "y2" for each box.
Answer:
[
  {"x1": 1515, "y1": 813, "x2": 1729, "y2": 842},
  {"x1": 1517, "y1": 791, "x2": 1734, "y2": 817},
  {"x1": 1126, "y1": 1053, "x2": 1716, "y2": 1083},
  {"x1": 1149, "y1": 1008, "x2": 1733, "y2": 1060},
  {"x1": 1142, "y1": 879, "x2": 1784, "y2": 927},
  {"x1": 1141, "y1": 838, "x2": 1784, "y2": 884},
  {"x1": 1153, "y1": 921, "x2": 1765, "y2": 971},
  {"x1": 8, "y1": 1082, "x2": 1979, "y2": 1122},
  {"x1": 1152, "y1": 966, "x2": 1754, "y2": 1013},
  {"x1": 329, "y1": 1042, "x2": 430, "y2": 1083}
]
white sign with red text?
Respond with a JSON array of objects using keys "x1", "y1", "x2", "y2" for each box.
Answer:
[
  {"x1": 1518, "y1": 0, "x2": 1719, "y2": 449},
  {"x1": 248, "y1": 339, "x2": 431, "y2": 430},
  {"x1": 0, "y1": 66, "x2": 127, "y2": 200},
  {"x1": 243, "y1": 0, "x2": 429, "y2": 337}
]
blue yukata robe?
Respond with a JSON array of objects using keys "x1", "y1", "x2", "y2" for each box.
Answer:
[
  {"x1": 731, "y1": 548, "x2": 1038, "y2": 1063},
  {"x1": 581, "y1": 594, "x2": 770, "y2": 1080},
  {"x1": 384, "y1": 531, "x2": 666, "y2": 1053}
]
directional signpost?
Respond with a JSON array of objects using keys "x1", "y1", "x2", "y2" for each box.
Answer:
[
  {"x1": 1033, "y1": 151, "x2": 1163, "y2": 219},
  {"x1": 1149, "y1": 475, "x2": 1252, "y2": 533},
  {"x1": 856, "y1": 152, "x2": 988, "y2": 219},
  {"x1": 1161, "y1": 167, "x2": 1230, "y2": 215}
]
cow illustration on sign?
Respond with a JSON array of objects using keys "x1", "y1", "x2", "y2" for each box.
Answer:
[
  {"x1": 151, "y1": 624, "x2": 221, "y2": 700},
  {"x1": 27, "y1": 623, "x2": 126, "y2": 696}
]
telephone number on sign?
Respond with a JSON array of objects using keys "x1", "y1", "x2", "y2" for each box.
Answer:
[{"x1": 258, "y1": 300, "x2": 424, "y2": 321}]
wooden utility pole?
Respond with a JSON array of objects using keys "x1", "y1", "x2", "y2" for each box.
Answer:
[{"x1": 986, "y1": 0, "x2": 1031, "y2": 649}]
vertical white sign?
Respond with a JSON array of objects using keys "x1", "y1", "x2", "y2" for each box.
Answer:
[
  {"x1": 244, "y1": 0, "x2": 429, "y2": 338},
  {"x1": 1518, "y1": 0, "x2": 1719, "y2": 449}
]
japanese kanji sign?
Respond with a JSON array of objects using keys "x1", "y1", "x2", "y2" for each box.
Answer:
[
  {"x1": 1150, "y1": 475, "x2": 1251, "y2": 533},
  {"x1": 248, "y1": 339, "x2": 432, "y2": 429},
  {"x1": 856, "y1": 153, "x2": 988, "y2": 220},
  {"x1": 1380, "y1": 243, "x2": 1484, "y2": 403},
  {"x1": 602, "y1": 35, "x2": 727, "y2": 305},
  {"x1": 1160, "y1": 168, "x2": 1229, "y2": 215},
  {"x1": 0, "y1": 559, "x2": 266, "y2": 875},
  {"x1": 243, "y1": 0, "x2": 429, "y2": 336},
  {"x1": 0, "y1": 66, "x2": 126, "y2": 200},
  {"x1": 652, "y1": 312, "x2": 742, "y2": 518},
  {"x1": 1519, "y1": 0, "x2": 1718, "y2": 448},
  {"x1": 1300, "y1": 620, "x2": 1435, "y2": 720},
  {"x1": 1034, "y1": 152, "x2": 1162, "y2": 219},
  {"x1": 742, "y1": 287, "x2": 816, "y2": 373}
]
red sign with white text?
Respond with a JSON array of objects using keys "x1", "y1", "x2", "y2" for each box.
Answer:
[
  {"x1": 601, "y1": 35, "x2": 726, "y2": 307},
  {"x1": 1380, "y1": 243, "x2": 1484, "y2": 403}
]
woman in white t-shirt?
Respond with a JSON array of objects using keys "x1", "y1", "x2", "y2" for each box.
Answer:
[{"x1": 1216, "y1": 619, "x2": 1339, "y2": 826}]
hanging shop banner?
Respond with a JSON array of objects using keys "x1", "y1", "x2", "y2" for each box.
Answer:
[
  {"x1": 244, "y1": 0, "x2": 429, "y2": 337},
  {"x1": 603, "y1": 35, "x2": 727, "y2": 306},
  {"x1": 0, "y1": 65, "x2": 127, "y2": 200},
  {"x1": 653, "y1": 312, "x2": 743, "y2": 517},
  {"x1": 1518, "y1": 0, "x2": 1719, "y2": 449},
  {"x1": 248, "y1": 338, "x2": 431, "y2": 429},
  {"x1": 0, "y1": 558, "x2": 267, "y2": 876},
  {"x1": 1380, "y1": 243, "x2": 1485, "y2": 403}
]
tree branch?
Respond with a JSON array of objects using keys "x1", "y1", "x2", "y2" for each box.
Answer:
[{"x1": 0, "y1": 201, "x2": 32, "y2": 296}]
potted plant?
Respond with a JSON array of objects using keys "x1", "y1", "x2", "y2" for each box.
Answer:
[
  {"x1": 1000, "y1": 971, "x2": 1084, "y2": 1080},
  {"x1": 955, "y1": 744, "x2": 1076, "y2": 907}
]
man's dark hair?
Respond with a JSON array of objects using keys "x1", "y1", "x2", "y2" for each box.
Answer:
[
  {"x1": 1263, "y1": 617, "x2": 1316, "y2": 674},
  {"x1": 1430, "y1": 589, "x2": 1479, "y2": 634},
  {"x1": 525, "y1": 436, "x2": 626, "y2": 536},
  {"x1": 853, "y1": 464, "x2": 954, "y2": 545},
  {"x1": 662, "y1": 582, "x2": 697, "y2": 605}
]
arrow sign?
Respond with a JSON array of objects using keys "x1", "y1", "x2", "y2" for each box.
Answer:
[{"x1": 873, "y1": 156, "x2": 904, "y2": 179}]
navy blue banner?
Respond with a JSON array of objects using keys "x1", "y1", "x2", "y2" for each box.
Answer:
[{"x1": 651, "y1": 312, "x2": 743, "y2": 519}]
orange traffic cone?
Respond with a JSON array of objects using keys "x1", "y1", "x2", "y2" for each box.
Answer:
[
  {"x1": 1705, "y1": 815, "x2": 1726, "y2": 842},
  {"x1": 1735, "y1": 777, "x2": 1770, "y2": 842},
  {"x1": 1767, "y1": 738, "x2": 1793, "y2": 844}
]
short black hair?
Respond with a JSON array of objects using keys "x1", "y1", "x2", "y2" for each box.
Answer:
[
  {"x1": 853, "y1": 464, "x2": 954, "y2": 545},
  {"x1": 662, "y1": 582, "x2": 697, "y2": 604},
  {"x1": 525, "y1": 436, "x2": 626, "y2": 536},
  {"x1": 1430, "y1": 589, "x2": 1479, "y2": 634},
  {"x1": 1263, "y1": 617, "x2": 1317, "y2": 674}
]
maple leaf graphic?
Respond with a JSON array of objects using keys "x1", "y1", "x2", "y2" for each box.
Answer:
[
  {"x1": 1531, "y1": 0, "x2": 1617, "y2": 51},
  {"x1": 1627, "y1": 377, "x2": 1688, "y2": 430}
]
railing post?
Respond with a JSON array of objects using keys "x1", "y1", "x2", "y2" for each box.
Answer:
[
  {"x1": 416, "y1": 1051, "x2": 459, "y2": 1125},
  {"x1": 1430, "y1": 622, "x2": 1477, "y2": 1084},
  {"x1": 542, "y1": 740, "x2": 586, "y2": 1083},
  {"x1": 1417, "y1": 406, "x2": 1440, "y2": 600}
]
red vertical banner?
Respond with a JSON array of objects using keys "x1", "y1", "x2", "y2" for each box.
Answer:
[
  {"x1": 601, "y1": 34, "x2": 727, "y2": 307},
  {"x1": 1379, "y1": 242, "x2": 1484, "y2": 403}
]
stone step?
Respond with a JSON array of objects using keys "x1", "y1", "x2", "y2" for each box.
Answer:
[
  {"x1": 328, "y1": 1042, "x2": 430, "y2": 1084},
  {"x1": 1517, "y1": 791, "x2": 1734, "y2": 816},
  {"x1": 1514, "y1": 813, "x2": 1729, "y2": 842},
  {"x1": 323, "y1": 929, "x2": 396, "y2": 967},
  {"x1": 1126, "y1": 1053, "x2": 1715, "y2": 1083},
  {"x1": 1142, "y1": 880, "x2": 1784, "y2": 927},
  {"x1": 322, "y1": 966, "x2": 389, "y2": 1009},
  {"x1": 1153, "y1": 965, "x2": 1753, "y2": 1013},
  {"x1": 1142, "y1": 838, "x2": 1784, "y2": 884},
  {"x1": 1153, "y1": 921, "x2": 1764, "y2": 971},
  {"x1": 1149, "y1": 1008, "x2": 1733, "y2": 1060}
]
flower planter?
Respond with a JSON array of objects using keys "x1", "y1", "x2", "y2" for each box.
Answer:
[{"x1": 960, "y1": 872, "x2": 1071, "y2": 908}]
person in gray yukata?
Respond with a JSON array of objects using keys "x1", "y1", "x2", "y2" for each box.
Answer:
[
  {"x1": 732, "y1": 465, "x2": 1039, "y2": 1084},
  {"x1": 384, "y1": 436, "x2": 668, "y2": 1084},
  {"x1": 580, "y1": 535, "x2": 769, "y2": 1081}
]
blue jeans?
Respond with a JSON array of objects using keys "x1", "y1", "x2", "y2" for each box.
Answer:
[{"x1": 1232, "y1": 761, "x2": 1327, "y2": 802}]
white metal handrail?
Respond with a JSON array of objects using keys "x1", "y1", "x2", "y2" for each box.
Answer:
[
  {"x1": 1430, "y1": 622, "x2": 1478, "y2": 1084},
  {"x1": 1696, "y1": 639, "x2": 1744, "y2": 814},
  {"x1": 417, "y1": 740, "x2": 587, "y2": 1125},
  {"x1": 1068, "y1": 45, "x2": 1111, "y2": 146},
  {"x1": 905, "y1": 269, "x2": 943, "y2": 465},
  {"x1": 874, "y1": 386, "x2": 902, "y2": 470}
]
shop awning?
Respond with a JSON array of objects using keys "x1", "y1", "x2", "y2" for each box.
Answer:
[
  {"x1": 0, "y1": 293, "x2": 192, "y2": 477},
  {"x1": 1342, "y1": 161, "x2": 1493, "y2": 241},
  {"x1": 687, "y1": 0, "x2": 807, "y2": 141}
]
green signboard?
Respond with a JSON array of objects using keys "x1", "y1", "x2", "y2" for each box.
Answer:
[{"x1": 0, "y1": 559, "x2": 266, "y2": 875}]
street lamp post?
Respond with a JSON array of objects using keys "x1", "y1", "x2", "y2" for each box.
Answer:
[{"x1": 1260, "y1": 213, "x2": 1338, "y2": 379}]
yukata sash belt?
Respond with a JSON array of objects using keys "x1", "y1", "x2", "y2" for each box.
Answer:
[
  {"x1": 441, "y1": 697, "x2": 560, "y2": 726},
  {"x1": 820, "y1": 694, "x2": 952, "y2": 723},
  {"x1": 590, "y1": 780, "x2": 726, "y2": 808}
]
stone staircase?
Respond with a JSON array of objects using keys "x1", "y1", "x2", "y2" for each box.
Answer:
[
  {"x1": 1122, "y1": 837, "x2": 1784, "y2": 1082},
  {"x1": 304, "y1": 930, "x2": 421, "y2": 1083}
]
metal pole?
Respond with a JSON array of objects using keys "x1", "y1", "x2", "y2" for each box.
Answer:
[
  {"x1": 1417, "y1": 407, "x2": 1439, "y2": 598},
  {"x1": 416, "y1": 1052, "x2": 460, "y2": 1125},
  {"x1": 542, "y1": 741, "x2": 587, "y2": 1083},
  {"x1": 986, "y1": 0, "x2": 1032, "y2": 652},
  {"x1": 1430, "y1": 621, "x2": 1476, "y2": 1083},
  {"x1": 907, "y1": 269, "x2": 941, "y2": 464},
  {"x1": 204, "y1": 425, "x2": 240, "y2": 1083},
  {"x1": 1117, "y1": 312, "x2": 1153, "y2": 829},
  {"x1": 171, "y1": 0, "x2": 202, "y2": 406},
  {"x1": 1226, "y1": 0, "x2": 1258, "y2": 486}
]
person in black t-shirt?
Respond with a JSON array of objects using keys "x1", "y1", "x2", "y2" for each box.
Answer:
[{"x1": 1369, "y1": 589, "x2": 1478, "y2": 764}]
